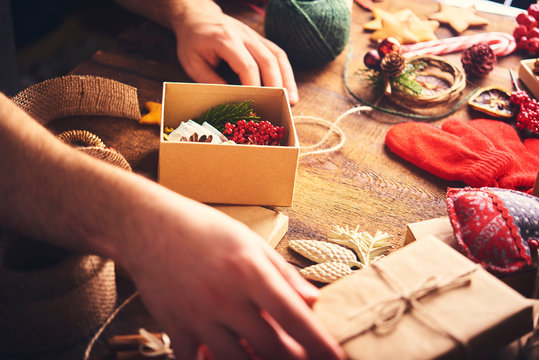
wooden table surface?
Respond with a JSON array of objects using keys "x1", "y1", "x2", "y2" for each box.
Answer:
[
  {"x1": 52, "y1": 0, "x2": 522, "y2": 260},
  {"x1": 42, "y1": 1, "x2": 532, "y2": 358}
]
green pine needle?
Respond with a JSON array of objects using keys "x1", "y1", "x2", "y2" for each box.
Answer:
[
  {"x1": 393, "y1": 62, "x2": 424, "y2": 95},
  {"x1": 357, "y1": 61, "x2": 425, "y2": 97},
  {"x1": 194, "y1": 100, "x2": 260, "y2": 132},
  {"x1": 357, "y1": 67, "x2": 384, "y2": 93},
  {"x1": 394, "y1": 74, "x2": 423, "y2": 95}
]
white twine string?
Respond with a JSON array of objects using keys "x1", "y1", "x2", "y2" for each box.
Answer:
[
  {"x1": 295, "y1": 106, "x2": 372, "y2": 158},
  {"x1": 83, "y1": 290, "x2": 139, "y2": 360}
]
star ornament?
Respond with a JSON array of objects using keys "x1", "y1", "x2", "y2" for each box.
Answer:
[
  {"x1": 429, "y1": 3, "x2": 489, "y2": 34},
  {"x1": 370, "y1": 15, "x2": 438, "y2": 44},
  {"x1": 363, "y1": 8, "x2": 412, "y2": 31},
  {"x1": 139, "y1": 101, "x2": 162, "y2": 125},
  {"x1": 367, "y1": 8, "x2": 439, "y2": 44}
]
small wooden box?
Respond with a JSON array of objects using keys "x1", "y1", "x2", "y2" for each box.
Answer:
[{"x1": 518, "y1": 59, "x2": 539, "y2": 99}]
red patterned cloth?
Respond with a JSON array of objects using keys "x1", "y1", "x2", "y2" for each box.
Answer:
[{"x1": 447, "y1": 187, "x2": 539, "y2": 273}]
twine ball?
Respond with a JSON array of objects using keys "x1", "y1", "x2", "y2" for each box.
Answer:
[{"x1": 265, "y1": 0, "x2": 351, "y2": 69}]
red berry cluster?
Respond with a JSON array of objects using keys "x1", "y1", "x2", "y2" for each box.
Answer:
[
  {"x1": 513, "y1": 4, "x2": 539, "y2": 55},
  {"x1": 223, "y1": 120, "x2": 285, "y2": 145},
  {"x1": 509, "y1": 90, "x2": 539, "y2": 133}
]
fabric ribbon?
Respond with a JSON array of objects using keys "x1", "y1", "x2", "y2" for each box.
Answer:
[
  {"x1": 139, "y1": 328, "x2": 175, "y2": 358},
  {"x1": 339, "y1": 263, "x2": 480, "y2": 349}
]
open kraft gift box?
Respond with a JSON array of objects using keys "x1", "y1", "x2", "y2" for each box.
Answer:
[{"x1": 158, "y1": 82, "x2": 299, "y2": 207}]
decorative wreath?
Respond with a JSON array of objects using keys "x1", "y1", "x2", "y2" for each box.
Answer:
[{"x1": 388, "y1": 55, "x2": 466, "y2": 109}]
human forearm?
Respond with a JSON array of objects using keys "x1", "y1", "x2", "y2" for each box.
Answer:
[
  {"x1": 114, "y1": 0, "x2": 221, "y2": 30},
  {"x1": 0, "y1": 92, "x2": 202, "y2": 262},
  {"x1": 0, "y1": 92, "x2": 344, "y2": 359},
  {"x1": 0, "y1": 92, "x2": 106, "y2": 252}
]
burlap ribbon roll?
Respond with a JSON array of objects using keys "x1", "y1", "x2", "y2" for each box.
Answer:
[
  {"x1": 57, "y1": 129, "x2": 132, "y2": 172},
  {"x1": 0, "y1": 75, "x2": 140, "y2": 354},
  {"x1": 0, "y1": 236, "x2": 117, "y2": 353},
  {"x1": 11, "y1": 75, "x2": 141, "y2": 125}
]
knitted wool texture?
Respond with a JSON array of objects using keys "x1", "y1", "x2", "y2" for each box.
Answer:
[
  {"x1": 385, "y1": 119, "x2": 514, "y2": 188},
  {"x1": 449, "y1": 119, "x2": 539, "y2": 192},
  {"x1": 265, "y1": 0, "x2": 351, "y2": 68},
  {"x1": 385, "y1": 118, "x2": 539, "y2": 192}
]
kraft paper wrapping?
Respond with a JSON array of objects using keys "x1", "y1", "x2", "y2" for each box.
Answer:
[{"x1": 314, "y1": 237, "x2": 533, "y2": 360}]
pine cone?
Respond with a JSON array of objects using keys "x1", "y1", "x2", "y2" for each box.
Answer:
[
  {"x1": 461, "y1": 43, "x2": 496, "y2": 78},
  {"x1": 380, "y1": 52, "x2": 405, "y2": 78}
]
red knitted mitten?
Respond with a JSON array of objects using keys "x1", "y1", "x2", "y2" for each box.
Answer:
[
  {"x1": 443, "y1": 119, "x2": 539, "y2": 192},
  {"x1": 525, "y1": 138, "x2": 539, "y2": 155},
  {"x1": 385, "y1": 121, "x2": 514, "y2": 187}
]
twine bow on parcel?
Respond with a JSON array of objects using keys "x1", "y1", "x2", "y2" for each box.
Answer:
[{"x1": 337, "y1": 263, "x2": 480, "y2": 348}]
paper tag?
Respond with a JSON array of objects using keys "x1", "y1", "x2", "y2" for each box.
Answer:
[{"x1": 202, "y1": 122, "x2": 228, "y2": 143}]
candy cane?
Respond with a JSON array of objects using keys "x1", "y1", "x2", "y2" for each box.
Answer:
[{"x1": 401, "y1": 32, "x2": 516, "y2": 57}]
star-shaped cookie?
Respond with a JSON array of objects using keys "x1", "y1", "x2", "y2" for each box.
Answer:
[
  {"x1": 370, "y1": 16, "x2": 419, "y2": 44},
  {"x1": 369, "y1": 10, "x2": 439, "y2": 44},
  {"x1": 407, "y1": 13, "x2": 439, "y2": 42},
  {"x1": 363, "y1": 8, "x2": 412, "y2": 31},
  {"x1": 429, "y1": 3, "x2": 489, "y2": 34}
]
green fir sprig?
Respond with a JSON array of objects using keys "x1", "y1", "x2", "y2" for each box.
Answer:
[
  {"x1": 357, "y1": 61, "x2": 426, "y2": 96},
  {"x1": 194, "y1": 100, "x2": 260, "y2": 132}
]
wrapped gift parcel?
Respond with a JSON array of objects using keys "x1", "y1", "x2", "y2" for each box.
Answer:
[{"x1": 314, "y1": 237, "x2": 533, "y2": 360}]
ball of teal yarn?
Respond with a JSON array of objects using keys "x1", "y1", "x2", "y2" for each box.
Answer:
[{"x1": 264, "y1": 0, "x2": 351, "y2": 69}]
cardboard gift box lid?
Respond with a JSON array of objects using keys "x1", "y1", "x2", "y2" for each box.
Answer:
[
  {"x1": 213, "y1": 205, "x2": 288, "y2": 248},
  {"x1": 314, "y1": 237, "x2": 533, "y2": 360}
]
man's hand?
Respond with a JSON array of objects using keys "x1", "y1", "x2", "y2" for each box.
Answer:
[
  {"x1": 172, "y1": 2, "x2": 298, "y2": 104},
  {"x1": 115, "y1": 0, "x2": 299, "y2": 104},
  {"x1": 122, "y1": 197, "x2": 343, "y2": 359}
]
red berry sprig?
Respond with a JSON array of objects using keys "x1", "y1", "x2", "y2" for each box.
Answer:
[
  {"x1": 513, "y1": 4, "x2": 539, "y2": 55},
  {"x1": 223, "y1": 119, "x2": 285, "y2": 145},
  {"x1": 509, "y1": 90, "x2": 539, "y2": 133}
]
